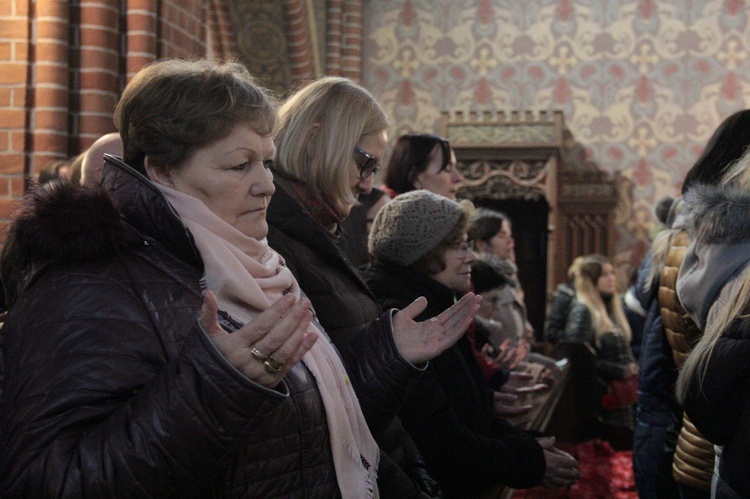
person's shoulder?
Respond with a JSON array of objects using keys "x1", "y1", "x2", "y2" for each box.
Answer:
[{"x1": 555, "y1": 283, "x2": 575, "y2": 297}]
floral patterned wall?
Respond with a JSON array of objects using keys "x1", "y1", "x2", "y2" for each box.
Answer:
[{"x1": 361, "y1": 0, "x2": 750, "y2": 268}]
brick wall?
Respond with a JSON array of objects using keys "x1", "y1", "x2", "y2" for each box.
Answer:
[
  {"x1": 0, "y1": 0, "x2": 236, "y2": 244},
  {"x1": 0, "y1": 0, "x2": 31, "y2": 239}
]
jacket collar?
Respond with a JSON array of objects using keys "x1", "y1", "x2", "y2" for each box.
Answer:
[
  {"x1": 101, "y1": 154, "x2": 203, "y2": 270},
  {"x1": 365, "y1": 262, "x2": 456, "y2": 320},
  {"x1": 267, "y1": 180, "x2": 375, "y2": 298}
]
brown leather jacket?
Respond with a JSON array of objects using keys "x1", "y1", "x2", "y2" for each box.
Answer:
[{"x1": 659, "y1": 229, "x2": 714, "y2": 492}]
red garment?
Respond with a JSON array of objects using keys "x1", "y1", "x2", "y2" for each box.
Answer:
[
  {"x1": 380, "y1": 184, "x2": 399, "y2": 199},
  {"x1": 465, "y1": 320, "x2": 504, "y2": 381}
]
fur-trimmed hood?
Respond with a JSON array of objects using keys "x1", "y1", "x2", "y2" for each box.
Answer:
[
  {"x1": 5, "y1": 181, "x2": 131, "y2": 265},
  {"x1": 1, "y1": 181, "x2": 136, "y2": 308},
  {"x1": 682, "y1": 183, "x2": 750, "y2": 244},
  {"x1": 1, "y1": 155, "x2": 202, "y2": 309},
  {"x1": 677, "y1": 183, "x2": 750, "y2": 328}
]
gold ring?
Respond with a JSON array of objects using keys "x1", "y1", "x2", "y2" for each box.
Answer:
[
  {"x1": 250, "y1": 346, "x2": 268, "y2": 362},
  {"x1": 263, "y1": 355, "x2": 285, "y2": 373}
]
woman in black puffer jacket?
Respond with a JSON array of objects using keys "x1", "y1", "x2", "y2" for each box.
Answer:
[{"x1": 0, "y1": 60, "x2": 477, "y2": 498}]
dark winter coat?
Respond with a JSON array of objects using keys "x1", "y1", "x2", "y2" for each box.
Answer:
[
  {"x1": 564, "y1": 299, "x2": 636, "y2": 427},
  {"x1": 545, "y1": 283, "x2": 575, "y2": 345},
  {"x1": 564, "y1": 300, "x2": 636, "y2": 382},
  {"x1": 677, "y1": 183, "x2": 750, "y2": 497},
  {"x1": 266, "y1": 181, "x2": 441, "y2": 498},
  {"x1": 0, "y1": 156, "x2": 418, "y2": 498},
  {"x1": 363, "y1": 262, "x2": 546, "y2": 498},
  {"x1": 631, "y1": 250, "x2": 681, "y2": 499},
  {"x1": 266, "y1": 180, "x2": 382, "y2": 345}
]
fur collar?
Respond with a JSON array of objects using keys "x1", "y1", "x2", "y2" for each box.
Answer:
[
  {"x1": 683, "y1": 183, "x2": 750, "y2": 245},
  {"x1": 1, "y1": 180, "x2": 136, "y2": 308},
  {"x1": 6, "y1": 180, "x2": 131, "y2": 265}
]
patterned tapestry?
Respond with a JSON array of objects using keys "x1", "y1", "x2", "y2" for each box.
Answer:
[{"x1": 362, "y1": 0, "x2": 750, "y2": 267}]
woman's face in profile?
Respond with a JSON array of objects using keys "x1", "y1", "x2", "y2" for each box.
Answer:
[
  {"x1": 487, "y1": 220, "x2": 515, "y2": 261},
  {"x1": 154, "y1": 123, "x2": 276, "y2": 240},
  {"x1": 413, "y1": 146, "x2": 463, "y2": 199},
  {"x1": 432, "y1": 233, "x2": 477, "y2": 293},
  {"x1": 339, "y1": 130, "x2": 388, "y2": 218},
  {"x1": 596, "y1": 263, "x2": 617, "y2": 295}
]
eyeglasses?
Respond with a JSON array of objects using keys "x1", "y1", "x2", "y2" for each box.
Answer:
[
  {"x1": 354, "y1": 146, "x2": 380, "y2": 179},
  {"x1": 454, "y1": 240, "x2": 475, "y2": 260}
]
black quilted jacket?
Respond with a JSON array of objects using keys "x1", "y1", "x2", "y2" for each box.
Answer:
[
  {"x1": 0, "y1": 156, "x2": 416, "y2": 497},
  {"x1": 363, "y1": 263, "x2": 546, "y2": 497},
  {"x1": 266, "y1": 179, "x2": 441, "y2": 498}
]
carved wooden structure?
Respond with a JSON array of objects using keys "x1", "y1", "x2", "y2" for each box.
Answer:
[{"x1": 440, "y1": 110, "x2": 617, "y2": 301}]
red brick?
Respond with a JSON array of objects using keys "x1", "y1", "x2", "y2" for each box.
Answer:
[
  {"x1": 14, "y1": 41, "x2": 29, "y2": 60},
  {"x1": 33, "y1": 87, "x2": 68, "y2": 108},
  {"x1": 36, "y1": 18, "x2": 68, "y2": 40},
  {"x1": 0, "y1": 88, "x2": 11, "y2": 107},
  {"x1": 0, "y1": 63, "x2": 27, "y2": 85},
  {"x1": 36, "y1": 1, "x2": 68, "y2": 17},
  {"x1": 32, "y1": 131, "x2": 67, "y2": 154},
  {"x1": 126, "y1": 33, "x2": 156, "y2": 54},
  {"x1": 34, "y1": 63, "x2": 68, "y2": 85},
  {"x1": 127, "y1": 11, "x2": 157, "y2": 33},
  {"x1": 128, "y1": 0, "x2": 158, "y2": 10},
  {"x1": 0, "y1": 19, "x2": 27, "y2": 38},
  {"x1": 10, "y1": 130, "x2": 25, "y2": 152},
  {"x1": 0, "y1": 42, "x2": 11, "y2": 60},
  {"x1": 79, "y1": 92, "x2": 118, "y2": 113},
  {"x1": 35, "y1": 41, "x2": 68, "y2": 62},
  {"x1": 0, "y1": 1, "x2": 14, "y2": 15},
  {"x1": 0, "y1": 108, "x2": 26, "y2": 127},
  {"x1": 14, "y1": 0, "x2": 30, "y2": 15},
  {"x1": 80, "y1": 46, "x2": 120, "y2": 71},
  {"x1": 0, "y1": 198, "x2": 20, "y2": 219},
  {"x1": 79, "y1": 71, "x2": 118, "y2": 91},
  {"x1": 11, "y1": 87, "x2": 29, "y2": 108},
  {"x1": 34, "y1": 109, "x2": 68, "y2": 130},
  {"x1": 78, "y1": 114, "x2": 117, "y2": 135},
  {"x1": 80, "y1": 25, "x2": 120, "y2": 47},
  {"x1": 10, "y1": 176, "x2": 25, "y2": 196},
  {"x1": 80, "y1": 4, "x2": 119, "y2": 27},
  {"x1": 0, "y1": 154, "x2": 24, "y2": 173}
]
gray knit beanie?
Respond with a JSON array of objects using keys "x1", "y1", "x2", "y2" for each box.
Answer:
[{"x1": 368, "y1": 189, "x2": 466, "y2": 266}]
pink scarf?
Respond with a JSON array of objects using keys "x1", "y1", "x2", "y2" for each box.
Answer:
[{"x1": 156, "y1": 184, "x2": 379, "y2": 498}]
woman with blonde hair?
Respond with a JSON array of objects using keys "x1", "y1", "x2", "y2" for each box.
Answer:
[
  {"x1": 564, "y1": 254, "x2": 638, "y2": 428},
  {"x1": 267, "y1": 76, "x2": 480, "y2": 497},
  {"x1": 675, "y1": 148, "x2": 750, "y2": 498}
]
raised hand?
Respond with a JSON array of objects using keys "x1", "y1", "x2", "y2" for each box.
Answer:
[
  {"x1": 537, "y1": 436, "x2": 582, "y2": 488},
  {"x1": 200, "y1": 291, "x2": 318, "y2": 388},
  {"x1": 493, "y1": 391, "x2": 533, "y2": 417},
  {"x1": 500, "y1": 371, "x2": 549, "y2": 395},
  {"x1": 391, "y1": 293, "x2": 482, "y2": 365}
]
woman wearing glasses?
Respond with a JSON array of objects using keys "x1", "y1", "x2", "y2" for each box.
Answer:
[
  {"x1": 266, "y1": 77, "x2": 474, "y2": 497},
  {"x1": 363, "y1": 190, "x2": 580, "y2": 497},
  {"x1": 382, "y1": 132, "x2": 464, "y2": 200}
]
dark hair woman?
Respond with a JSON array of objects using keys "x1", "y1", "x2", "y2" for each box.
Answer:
[{"x1": 382, "y1": 132, "x2": 464, "y2": 200}]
